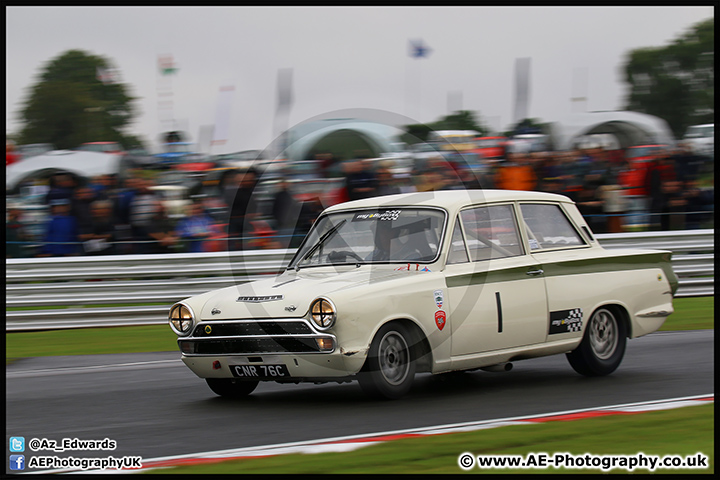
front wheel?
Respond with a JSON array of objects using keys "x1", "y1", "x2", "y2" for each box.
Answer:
[
  {"x1": 358, "y1": 323, "x2": 416, "y2": 399},
  {"x1": 566, "y1": 307, "x2": 627, "y2": 376},
  {"x1": 206, "y1": 378, "x2": 259, "y2": 398}
]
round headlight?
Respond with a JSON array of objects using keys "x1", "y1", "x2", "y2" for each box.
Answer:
[
  {"x1": 310, "y1": 298, "x2": 336, "y2": 330},
  {"x1": 169, "y1": 304, "x2": 194, "y2": 336}
]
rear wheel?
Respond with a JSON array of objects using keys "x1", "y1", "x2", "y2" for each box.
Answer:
[
  {"x1": 206, "y1": 378, "x2": 259, "y2": 398},
  {"x1": 358, "y1": 323, "x2": 416, "y2": 399},
  {"x1": 566, "y1": 307, "x2": 627, "y2": 376}
]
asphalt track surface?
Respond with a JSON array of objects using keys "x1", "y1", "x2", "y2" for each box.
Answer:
[{"x1": 5, "y1": 330, "x2": 713, "y2": 471}]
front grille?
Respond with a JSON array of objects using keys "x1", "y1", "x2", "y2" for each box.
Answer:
[
  {"x1": 180, "y1": 337, "x2": 320, "y2": 355},
  {"x1": 193, "y1": 321, "x2": 312, "y2": 337},
  {"x1": 181, "y1": 319, "x2": 332, "y2": 355}
]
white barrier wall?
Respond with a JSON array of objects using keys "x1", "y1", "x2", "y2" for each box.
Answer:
[{"x1": 6, "y1": 230, "x2": 713, "y2": 331}]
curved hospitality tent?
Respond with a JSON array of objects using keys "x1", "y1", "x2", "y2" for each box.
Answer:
[
  {"x1": 5, "y1": 150, "x2": 123, "y2": 193},
  {"x1": 548, "y1": 111, "x2": 677, "y2": 151},
  {"x1": 279, "y1": 118, "x2": 403, "y2": 162}
]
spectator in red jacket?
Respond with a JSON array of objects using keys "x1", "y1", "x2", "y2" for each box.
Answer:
[{"x1": 6, "y1": 142, "x2": 20, "y2": 166}]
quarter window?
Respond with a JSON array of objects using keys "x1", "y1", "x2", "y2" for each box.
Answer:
[
  {"x1": 459, "y1": 205, "x2": 523, "y2": 261},
  {"x1": 446, "y1": 217, "x2": 469, "y2": 264},
  {"x1": 520, "y1": 204, "x2": 586, "y2": 250}
]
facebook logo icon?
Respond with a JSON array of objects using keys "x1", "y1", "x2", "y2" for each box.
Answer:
[{"x1": 10, "y1": 455, "x2": 25, "y2": 471}]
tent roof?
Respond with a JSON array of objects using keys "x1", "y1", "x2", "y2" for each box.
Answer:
[
  {"x1": 6, "y1": 150, "x2": 122, "y2": 191},
  {"x1": 549, "y1": 111, "x2": 677, "y2": 151},
  {"x1": 279, "y1": 119, "x2": 403, "y2": 161}
]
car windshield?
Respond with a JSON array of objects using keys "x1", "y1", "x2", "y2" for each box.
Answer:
[
  {"x1": 628, "y1": 146, "x2": 660, "y2": 159},
  {"x1": 413, "y1": 143, "x2": 438, "y2": 152},
  {"x1": 685, "y1": 125, "x2": 714, "y2": 138},
  {"x1": 79, "y1": 143, "x2": 121, "y2": 153},
  {"x1": 290, "y1": 208, "x2": 446, "y2": 269}
]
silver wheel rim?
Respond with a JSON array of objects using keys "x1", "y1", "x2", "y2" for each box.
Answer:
[
  {"x1": 589, "y1": 309, "x2": 618, "y2": 360},
  {"x1": 378, "y1": 331, "x2": 410, "y2": 386}
]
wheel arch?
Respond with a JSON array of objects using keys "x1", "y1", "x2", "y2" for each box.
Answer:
[
  {"x1": 363, "y1": 317, "x2": 434, "y2": 373},
  {"x1": 597, "y1": 303, "x2": 632, "y2": 338}
]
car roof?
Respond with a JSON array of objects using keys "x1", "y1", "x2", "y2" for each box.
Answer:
[{"x1": 323, "y1": 189, "x2": 573, "y2": 214}]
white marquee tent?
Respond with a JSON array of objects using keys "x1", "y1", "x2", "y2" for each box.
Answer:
[
  {"x1": 548, "y1": 111, "x2": 677, "y2": 151},
  {"x1": 6, "y1": 150, "x2": 123, "y2": 192}
]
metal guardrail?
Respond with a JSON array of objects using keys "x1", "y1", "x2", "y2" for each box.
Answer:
[{"x1": 6, "y1": 230, "x2": 713, "y2": 331}]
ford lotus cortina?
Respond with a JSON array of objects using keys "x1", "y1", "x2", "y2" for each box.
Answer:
[{"x1": 169, "y1": 190, "x2": 677, "y2": 399}]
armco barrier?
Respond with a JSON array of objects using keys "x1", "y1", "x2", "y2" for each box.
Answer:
[{"x1": 5, "y1": 230, "x2": 713, "y2": 331}]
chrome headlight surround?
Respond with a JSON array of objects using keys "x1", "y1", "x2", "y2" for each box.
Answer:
[
  {"x1": 169, "y1": 303, "x2": 195, "y2": 336},
  {"x1": 310, "y1": 297, "x2": 337, "y2": 330}
]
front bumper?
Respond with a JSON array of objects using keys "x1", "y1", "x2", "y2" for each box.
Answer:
[
  {"x1": 181, "y1": 352, "x2": 364, "y2": 381},
  {"x1": 177, "y1": 318, "x2": 366, "y2": 380}
]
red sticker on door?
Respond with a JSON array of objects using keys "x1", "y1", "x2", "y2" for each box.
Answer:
[{"x1": 435, "y1": 310, "x2": 446, "y2": 331}]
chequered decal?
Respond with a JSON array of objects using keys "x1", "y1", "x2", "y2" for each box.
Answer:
[{"x1": 549, "y1": 308, "x2": 583, "y2": 334}]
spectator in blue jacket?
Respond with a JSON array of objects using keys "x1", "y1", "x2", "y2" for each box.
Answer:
[
  {"x1": 176, "y1": 202, "x2": 217, "y2": 253},
  {"x1": 41, "y1": 199, "x2": 79, "y2": 256}
]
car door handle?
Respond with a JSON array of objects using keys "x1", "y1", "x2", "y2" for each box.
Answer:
[{"x1": 526, "y1": 269, "x2": 544, "y2": 276}]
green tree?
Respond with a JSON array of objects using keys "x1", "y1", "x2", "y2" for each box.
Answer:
[
  {"x1": 623, "y1": 17, "x2": 714, "y2": 138},
  {"x1": 401, "y1": 110, "x2": 489, "y2": 144},
  {"x1": 17, "y1": 50, "x2": 138, "y2": 150},
  {"x1": 121, "y1": 134, "x2": 150, "y2": 153},
  {"x1": 400, "y1": 123, "x2": 434, "y2": 145}
]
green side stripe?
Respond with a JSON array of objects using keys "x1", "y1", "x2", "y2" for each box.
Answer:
[
  {"x1": 446, "y1": 251, "x2": 678, "y2": 294},
  {"x1": 445, "y1": 266, "x2": 529, "y2": 287}
]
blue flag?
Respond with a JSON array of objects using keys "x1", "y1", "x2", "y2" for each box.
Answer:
[{"x1": 409, "y1": 39, "x2": 431, "y2": 59}]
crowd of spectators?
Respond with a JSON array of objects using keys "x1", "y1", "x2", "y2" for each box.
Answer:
[
  {"x1": 5, "y1": 141, "x2": 714, "y2": 259},
  {"x1": 321, "y1": 142, "x2": 712, "y2": 235},
  {"x1": 8, "y1": 172, "x2": 222, "y2": 258},
  {"x1": 6, "y1": 165, "x2": 323, "y2": 258},
  {"x1": 401, "y1": 142, "x2": 713, "y2": 235}
]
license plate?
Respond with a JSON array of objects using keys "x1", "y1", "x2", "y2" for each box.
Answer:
[{"x1": 231, "y1": 364, "x2": 290, "y2": 378}]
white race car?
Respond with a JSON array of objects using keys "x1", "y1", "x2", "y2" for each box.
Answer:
[{"x1": 170, "y1": 190, "x2": 677, "y2": 399}]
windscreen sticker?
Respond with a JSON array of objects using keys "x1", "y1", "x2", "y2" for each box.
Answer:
[
  {"x1": 353, "y1": 210, "x2": 402, "y2": 222},
  {"x1": 549, "y1": 308, "x2": 583, "y2": 334},
  {"x1": 395, "y1": 264, "x2": 431, "y2": 272}
]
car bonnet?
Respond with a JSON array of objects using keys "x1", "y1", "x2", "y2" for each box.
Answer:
[{"x1": 195, "y1": 266, "x2": 429, "y2": 320}]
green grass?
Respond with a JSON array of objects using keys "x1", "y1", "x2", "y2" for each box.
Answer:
[
  {"x1": 7, "y1": 303, "x2": 170, "y2": 311},
  {"x1": 5, "y1": 297, "x2": 713, "y2": 361},
  {"x1": 660, "y1": 296, "x2": 714, "y2": 331},
  {"x1": 5, "y1": 325, "x2": 177, "y2": 360},
  {"x1": 146, "y1": 403, "x2": 713, "y2": 474}
]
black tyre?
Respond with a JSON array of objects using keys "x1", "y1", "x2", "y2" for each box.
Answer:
[
  {"x1": 358, "y1": 323, "x2": 416, "y2": 399},
  {"x1": 206, "y1": 378, "x2": 259, "y2": 398},
  {"x1": 566, "y1": 307, "x2": 627, "y2": 376}
]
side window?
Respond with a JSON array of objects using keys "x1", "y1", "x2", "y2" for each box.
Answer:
[
  {"x1": 460, "y1": 205, "x2": 523, "y2": 261},
  {"x1": 446, "y1": 217, "x2": 469, "y2": 264},
  {"x1": 520, "y1": 204, "x2": 586, "y2": 250}
]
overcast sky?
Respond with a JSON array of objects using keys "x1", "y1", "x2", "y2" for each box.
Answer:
[{"x1": 6, "y1": 6, "x2": 714, "y2": 154}]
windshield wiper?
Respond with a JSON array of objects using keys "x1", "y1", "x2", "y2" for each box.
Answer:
[{"x1": 294, "y1": 219, "x2": 347, "y2": 271}]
